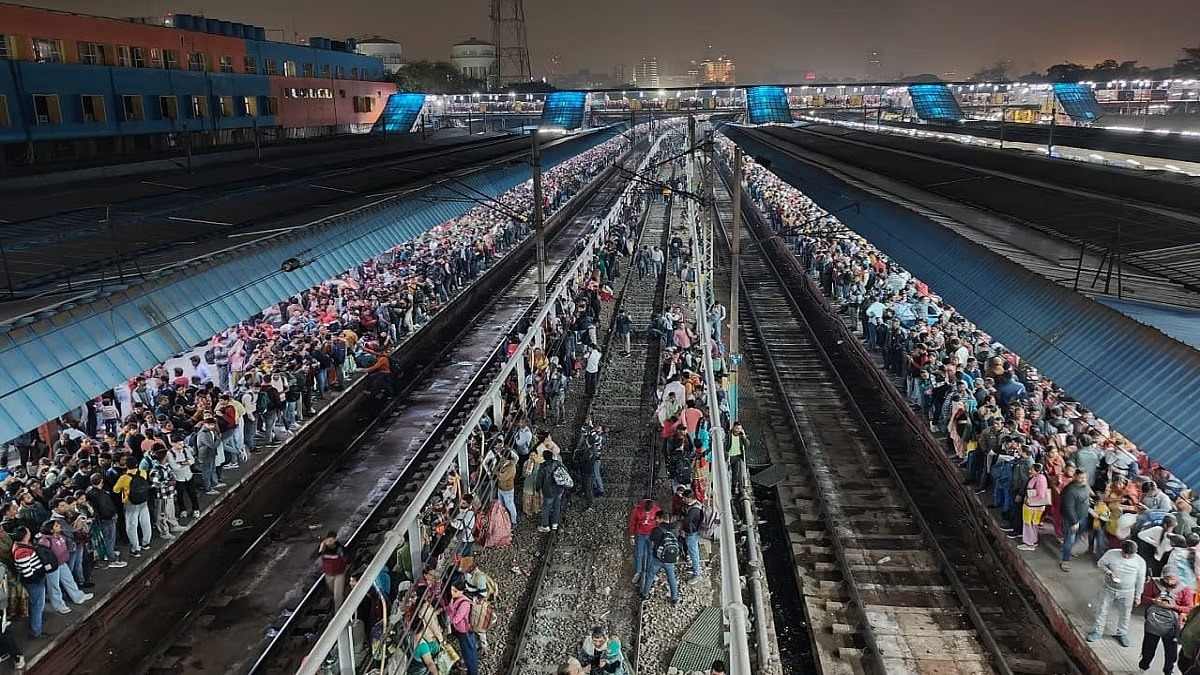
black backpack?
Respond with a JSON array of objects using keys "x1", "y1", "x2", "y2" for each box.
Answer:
[
  {"x1": 128, "y1": 473, "x2": 151, "y2": 505},
  {"x1": 672, "y1": 454, "x2": 693, "y2": 484},
  {"x1": 654, "y1": 530, "x2": 680, "y2": 564}
]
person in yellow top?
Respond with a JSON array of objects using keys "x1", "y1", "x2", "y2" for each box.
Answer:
[{"x1": 112, "y1": 463, "x2": 154, "y2": 557}]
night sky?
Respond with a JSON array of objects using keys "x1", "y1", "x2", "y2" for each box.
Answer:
[{"x1": 22, "y1": 0, "x2": 1200, "y2": 81}]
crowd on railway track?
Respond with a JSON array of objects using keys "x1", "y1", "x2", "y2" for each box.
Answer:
[
  {"x1": 718, "y1": 133, "x2": 1200, "y2": 674},
  {"x1": 0, "y1": 133, "x2": 640, "y2": 662}
]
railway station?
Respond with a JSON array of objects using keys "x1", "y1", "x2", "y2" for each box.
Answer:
[{"x1": 2, "y1": 4, "x2": 1200, "y2": 675}]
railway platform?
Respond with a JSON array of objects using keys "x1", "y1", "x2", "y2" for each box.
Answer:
[{"x1": 721, "y1": 132, "x2": 1187, "y2": 675}]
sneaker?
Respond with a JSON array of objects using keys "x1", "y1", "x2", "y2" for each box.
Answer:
[
  {"x1": 161, "y1": 532, "x2": 177, "y2": 540},
  {"x1": 129, "y1": 549, "x2": 141, "y2": 558},
  {"x1": 108, "y1": 560, "x2": 129, "y2": 569},
  {"x1": 171, "y1": 526, "x2": 186, "y2": 533},
  {"x1": 537, "y1": 526, "x2": 551, "y2": 533},
  {"x1": 78, "y1": 592, "x2": 94, "y2": 602},
  {"x1": 551, "y1": 524, "x2": 559, "y2": 531},
  {"x1": 632, "y1": 573, "x2": 642, "y2": 585},
  {"x1": 214, "y1": 482, "x2": 227, "y2": 488},
  {"x1": 688, "y1": 575, "x2": 703, "y2": 585},
  {"x1": 1017, "y1": 544, "x2": 1037, "y2": 551},
  {"x1": 205, "y1": 490, "x2": 220, "y2": 496},
  {"x1": 57, "y1": 607, "x2": 71, "y2": 615},
  {"x1": 1116, "y1": 634, "x2": 1131, "y2": 648},
  {"x1": 1006, "y1": 533, "x2": 1021, "y2": 540},
  {"x1": 80, "y1": 582, "x2": 95, "y2": 589},
  {"x1": 224, "y1": 463, "x2": 240, "y2": 470},
  {"x1": 193, "y1": 510, "x2": 201, "y2": 518},
  {"x1": 14, "y1": 655, "x2": 25, "y2": 669},
  {"x1": 1086, "y1": 631, "x2": 1102, "y2": 642}
]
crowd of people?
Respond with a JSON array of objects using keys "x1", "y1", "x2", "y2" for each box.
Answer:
[
  {"x1": 721, "y1": 134, "x2": 1200, "y2": 674},
  {"x1": 0, "y1": 131, "x2": 639, "y2": 657}
]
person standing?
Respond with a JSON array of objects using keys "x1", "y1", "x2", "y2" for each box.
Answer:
[
  {"x1": 446, "y1": 580, "x2": 480, "y2": 675},
  {"x1": 112, "y1": 462, "x2": 153, "y2": 558},
  {"x1": 615, "y1": 310, "x2": 632, "y2": 357},
  {"x1": 1089, "y1": 539, "x2": 1148, "y2": 646},
  {"x1": 317, "y1": 532, "x2": 350, "y2": 609},
  {"x1": 537, "y1": 450, "x2": 568, "y2": 533},
  {"x1": 680, "y1": 489, "x2": 704, "y2": 584},
  {"x1": 628, "y1": 498, "x2": 661, "y2": 585},
  {"x1": 727, "y1": 422, "x2": 748, "y2": 494},
  {"x1": 85, "y1": 474, "x2": 126, "y2": 569},
  {"x1": 35, "y1": 521, "x2": 93, "y2": 614},
  {"x1": 1018, "y1": 462, "x2": 1050, "y2": 552},
  {"x1": 1140, "y1": 569, "x2": 1196, "y2": 673},
  {"x1": 584, "y1": 346, "x2": 602, "y2": 396},
  {"x1": 12, "y1": 526, "x2": 51, "y2": 640},
  {"x1": 149, "y1": 449, "x2": 183, "y2": 539},
  {"x1": 1059, "y1": 469, "x2": 1092, "y2": 572},
  {"x1": 640, "y1": 510, "x2": 680, "y2": 604},
  {"x1": 495, "y1": 452, "x2": 518, "y2": 527}
]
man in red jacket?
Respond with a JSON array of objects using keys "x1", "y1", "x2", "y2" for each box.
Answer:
[
  {"x1": 628, "y1": 497, "x2": 661, "y2": 585},
  {"x1": 1140, "y1": 569, "x2": 1196, "y2": 673}
]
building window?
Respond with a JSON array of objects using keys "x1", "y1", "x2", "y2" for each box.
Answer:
[
  {"x1": 218, "y1": 56, "x2": 233, "y2": 73},
  {"x1": 218, "y1": 96, "x2": 234, "y2": 117},
  {"x1": 283, "y1": 61, "x2": 297, "y2": 77},
  {"x1": 352, "y1": 96, "x2": 374, "y2": 113},
  {"x1": 265, "y1": 96, "x2": 279, "y2": 115},
  {"x1": 159, "y1": 96, "x2": 178, "y2": 119},
  {"x1": 32, "y1": 94, "x2": 63, "y2": 123},
  {"x1": 81, "y1": 94, "x2": 107, "y2": 122},
  {"x1": 0, "y1": 95, "x2": 9, "y2": 126},
  {"x1": 350, "y1": 67, "x2": 358, "y2": 80},
  {"x1": 116, "y1": 45, "x2": 132, "y2": 67},
  {"x1": 0, "y1": 36, "x2": 12, "y2": 60},
  {"x1": 131, "y1": 47, "x2": 145, "y2": 68},
  {"x1": 336, "y1": 66, "x2": 344, "y2": 78},
  {"x1": 190, "y1": 95, "x2": 208, "y2": 118},
  {"x1": 163, "y1": 49, "x2": 179, "y2": 69},
  {"x1": 31, "y1": 38, "x2": 64, "y2": 63},
  {"x1": 243, "y1": 56, "x2": 257, "y2": 74},
  {"x1": 321, "y1": 64, "x2": 330, "y2": 78},
  {"x1": 121, "y1": 95, "x2": 145, "y2": 121},
  {"x1": 302, "y1": 63, "x2": 314, "y2": 77},
  {"x1": 265, "y1": 59, "x2": 278, "y2": 75},
  {"x1": 243, "y1": 96, "x2": 259, "y2": 116},
  {"x1": 78, "y1": 42, "x2": 108, "y2": 66},
  {"x1": 187, "y1": 52, "x2": 207, "y2": 71}
]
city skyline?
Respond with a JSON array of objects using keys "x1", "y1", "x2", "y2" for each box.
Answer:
[{"x1": 16, "y1": 0, "x2": 1200, "y2": 81}]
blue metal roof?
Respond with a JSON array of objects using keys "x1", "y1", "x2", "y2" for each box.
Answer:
[
  {"x1": 1092, "y1": 296, "x2": 1200, "y2": 352},
  {"x1": 0, "y1": 127, "x2": 621, "y2": 443},
  {"x1": 724, "y1": 125, "x2": 1200, "y2": 488}
]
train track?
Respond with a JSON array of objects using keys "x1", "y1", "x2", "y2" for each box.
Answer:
[
  {"x1": 715, "y1": 168, "x2": 1081, "y2": 675},
  {"x1": 507, "y1": 142, "x2": 679, "y2": 675},
  {"x1": 46, "y1": 146, "x2": 641, "y2": 675}
]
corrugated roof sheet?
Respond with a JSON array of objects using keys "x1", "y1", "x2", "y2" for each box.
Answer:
[
  {"x1": 725, "y1": 126, "x2": 1200, "y2": 489},
  {"x1": 0, "y1": 128, "x2": 619, "y2": 443},
  {"x1": 1092, "y1": 296, "x2": 1200, "y2": 352}
]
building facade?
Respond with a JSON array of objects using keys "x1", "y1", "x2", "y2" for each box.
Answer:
[
  {"x1": 701, "y1": 57, "x2": 736, "y2": 85},
  {"x1": 356, "y1": 37, "x2": 404, "y2": 74},
  {"x1": 633, "y1": 56, "x2": 660, "y2": 89},
  {"x1": 451, "y1": 38, "x2": 496, "y2": 85},
  {"x1": 0, "y1": 5, "x2": 395, "y2": 167}
]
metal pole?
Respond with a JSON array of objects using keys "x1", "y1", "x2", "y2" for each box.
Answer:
[
  {"x1": 1047, "y1": 89, "x2": 1056, "y2": 157},
  {"x1": 532, "y1": 130, "x2": 547, "y2": 306},
  {"x1": 728, "y1": 147, "x2": 742, "y2": 422}
]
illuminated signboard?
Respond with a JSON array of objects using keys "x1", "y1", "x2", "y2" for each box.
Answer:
[
  {"x1": 907, "y1": 84, "x2": 964, "y2": 122},
  {"x1": 374, "y1": 93, "x2": 427, "y2": 134},
  {"x1": 745, "y1": 86, "x2": 793, "y2": 125},
  {"x1": 1053, "y1": 83, "x2": 1105, "y2": 122},
  {"x1": 539, "y1": 91, "x2": 588, "y2": 130}
]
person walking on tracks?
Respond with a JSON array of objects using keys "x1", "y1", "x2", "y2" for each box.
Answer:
[
  {"x1": 640, "y1": 510, "x2": 680, "y2": 604},
  {"x1": 316, "y1": 531, "x2": 350, "y2": 609},
  {"x1": 1089, "y1": 539, "x2": 1147, "y2": 647},
  {"x1": 537, "y1": 450, "x2": 570, "y2": 533},
  {"x1": 1139, "y1": 569, "x2": 1196, "y2": 674}
]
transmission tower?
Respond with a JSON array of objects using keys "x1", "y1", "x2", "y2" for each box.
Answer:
[{"x1": 491, "y1": 0, "x2": 531, "y2": 86}]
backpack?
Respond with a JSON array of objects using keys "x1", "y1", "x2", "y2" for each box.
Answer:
[
  {"x1": 470, "y1": 598, "x2": 495, "y2": 633},
  {"x1": 653, "y1": 530, "x2": 680, "y2": 563},
  {"x1": 552, "y1": 463, "x2": 575, "y2": 489},
  {"x1": 672, "y1": 454, "x2": 693, "y2": 484},
  {"x1": 356, "y1": 353, "x2": 378, "y2": 369},
  {"x1": 128, "y1": 472, "x2": 152, "y2": 505},
  {"x1": 330, "y1": 339, "x2": 347, "y2": 365},
  {"x1": 698, "y1": 503, "x2": 721, "y2": 540},
  {"x1": 256, "y1": 390, "x2": 271, "y2": 414},
  {"x1": 1146, "y1": 593, "x2": 1181, "y2": 638}
]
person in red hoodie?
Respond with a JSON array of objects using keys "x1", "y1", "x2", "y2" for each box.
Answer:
[
  {"x1": 628, "y1": 497, "x2": 662, "y2": 586},
  {"x1": 317, "y1": 531, "x2": 350, "y2": 610},
  {"x1": 1140, "y1": 569, "x2": 1196, "y2": 673}
]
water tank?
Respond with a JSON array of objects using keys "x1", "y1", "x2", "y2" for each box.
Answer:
[
  {"x1": 241, "y1": 24, "x2": 255, "y2": 39},
  {"x1": 323, "y1": 38, "x2": 333, "y2": 50},
  {"x1": 220, "y1": 21, "x2": 234, "y2": 35},
  {"x1": 174, "y1": 14, "x2": 194, "y2": 30},
  {"x1": 345, "y1": 38, "x2": 357, "y2": 52},
  {"x1": 206, "y1": 19, "x2": 221, "y2": 33},
  {"x1": 308, "y1": 36, "x2": 321, "y2": 49},
  {"x1": 255, "y1": 27, "x2": 267, "y2": 41}
]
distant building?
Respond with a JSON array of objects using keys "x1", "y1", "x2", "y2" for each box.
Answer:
[
  {"x1": 0, "y1": 4, "x2": 394, "y2": 167},
  {"x1": 867, "y1": 51, "x2": 883, "y2": 80},
  {"x1": 613, "y1": 65, "x2": 627, "y2": 85},
  {"x1": 451, "y1": 37, "x2": 496, "y2": 85},
  {"x1": 356, "y1": 36, "x2": 403, "y2": 74},
  {"x1": 700, "y1": 56, "x2": 735, "y2": 85},
  {"x1": 633, "y1": 56, "x2": 659, "y2": 88}
]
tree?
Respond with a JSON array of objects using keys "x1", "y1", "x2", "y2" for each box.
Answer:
[
  {"x1": 968, "y1": 60, "x2": 1012, "y2": 83},
  {"x1": 390, "y1": 60, "x2": 486, "y2": 94},
  {"x1": 1177, "y1": 46, "x2": 1200, "y2": 75},
  {"x1": 1045, "y1": 62, "x2": 1089, "y2": 82}
]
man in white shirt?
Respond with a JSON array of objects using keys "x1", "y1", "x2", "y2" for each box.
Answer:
[{"x1": 584, "y1": 346, "x2": 602, "y2": 396}]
